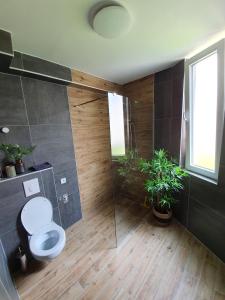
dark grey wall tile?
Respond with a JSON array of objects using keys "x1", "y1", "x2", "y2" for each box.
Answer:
[
  {"x1": 0, "y1": 239, "x2": 19, "y2": 299},
  {"x1": 22, "y1": 77, "x2": 71, "y2": 125},
  {"x1": 59, "y1": 193, "x2": 82, "y2": 229},
  {"x1": 1, "y1": 228, "x2": 27, "y2": 272},
  {"x1": 41, "y1": 168, "x2": 58, "y2": 208},
  {"x1": 54, "y1": 160, "x2": 79, "y2": 198},
  {"x1": 0, "y1": 72, "x2": 27, "y2": 125},
  {"x1": 155, "y1": 67, "x2": 172, "y2": 82},
  {"x1": 218, "y1": 165, "x2": 225, "y2": 187},
  {"x1": 172, "y1": 77, "x2": 183, "y2": 118},
  {"x1": 53, "y1": 207, "x2": 61, "y2": 226},
  {"x1": 170, "y1": 117, "x2": 182, "y2": 159},
  {"x1": 219, "y1": 130, "x2": 225, "y2": 166},
  {"x1": 0, "y1": 172, "x2": 44, "y2": 235},
  {"x1": 0, "y1": 125, "x2": 34, "y2": 170},
  {"x1": 154, "y1": 118, "x2": 171, "y2": 151},
  {"x1": 30, "y1": 124, "x2": 75, "y2": 167},
  {"x1": 174, "y1": 177, "x2": 190, "y2": 226},
  {"x1": 188, "y1": 197, "x2": 225, "y2": 263},
  {"x1": 154, "y1": 80, "x2": 173, "y2": 118},
  {"x1": 22, "y1": 54, "x2": 72, "y2": 82},
  {"x1": 190, "y1": 175, "x2": 225, "y2": 218}
]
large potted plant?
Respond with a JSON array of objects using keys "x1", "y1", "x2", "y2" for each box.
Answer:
[{"x1": 139, "y1": 149, "x2": 188, "y2": 224}]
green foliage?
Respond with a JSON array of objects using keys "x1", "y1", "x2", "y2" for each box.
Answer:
[
  {"x1": 117, "y1": 150, "x2": 140, "y2": 186},
  {"x1": 139, "y1": 149, "x2": 188, "y2": 212},
  {"x1": 0, "y1": 144, "x2": 35, "y2": 162}
]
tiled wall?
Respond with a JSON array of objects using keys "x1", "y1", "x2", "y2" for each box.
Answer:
[
  {"x1": 154, "y1": 60, "x2": 225, "y2": 263},
  {"x1": 154, "y1": 61, "x2": 184, "y2": 160},
  {"x1": 0, "y1": 71, "x2": 82, "y2": 269}
]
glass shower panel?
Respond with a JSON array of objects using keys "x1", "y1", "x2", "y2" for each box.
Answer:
[{"x1": 109, "y1": 95, "x2": 148, "y2": 246}]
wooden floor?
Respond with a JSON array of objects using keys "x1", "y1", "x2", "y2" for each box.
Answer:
[{"x1": 15, "y1": 199, "x2": 225, "y2": 300}]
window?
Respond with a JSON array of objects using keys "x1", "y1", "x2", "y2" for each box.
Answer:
[
  {"x1": 185, "y1": 40, "x2": 225, "y2": 181},
  {"x1": 108, "y1": 93, "x2": 126, "y2": 157}
]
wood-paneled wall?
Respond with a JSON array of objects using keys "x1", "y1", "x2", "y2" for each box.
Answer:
[
  {"x1": 123, "y1": 75, "x2": 154, "y2": 159},
  {"x1": 68, "y1": 86, "x2": 114, "y2": 219},
  {"x1": 71, "y1": 69, "x2": 123, "y2": 94}
]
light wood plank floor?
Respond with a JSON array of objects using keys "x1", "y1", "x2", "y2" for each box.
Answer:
[{"x1": 15, "y1": 200, "x2": 225, "y2": 300}]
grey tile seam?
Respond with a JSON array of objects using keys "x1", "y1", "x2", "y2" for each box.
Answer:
[
  {"x1": 51, "y1": 168, "x2": 63, "y2": 226},
  {"x1": 19, "y1": 76, "x2": 35, "y2": 166}
]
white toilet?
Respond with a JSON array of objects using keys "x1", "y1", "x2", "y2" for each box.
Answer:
[{"x1": 21, "y1": 196, "x2": 66, "y2": 261}]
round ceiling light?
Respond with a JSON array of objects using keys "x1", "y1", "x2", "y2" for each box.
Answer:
[{"x1": 92, "y1": 5, "x2": 131, "y2": 39}]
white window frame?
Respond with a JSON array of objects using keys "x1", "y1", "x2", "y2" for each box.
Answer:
[{"x1": 185, "y1": 40, "x2": 225, "y2": 181}]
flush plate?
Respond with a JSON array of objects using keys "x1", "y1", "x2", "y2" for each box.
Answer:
[{"x1": 23, "y1": 178, "x2": 40, "y2": 197}]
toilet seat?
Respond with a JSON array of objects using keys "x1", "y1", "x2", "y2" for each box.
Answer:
[
  {"x1": 29, "y1": 223, "x2": 66, "y2": 261},
  {"x1": 21, "y1": 197, "x2": 66, "y2": 261}
]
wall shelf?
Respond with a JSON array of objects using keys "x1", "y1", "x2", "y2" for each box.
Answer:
[{"x1": 0, "y1": 167, "x2": 53, "y2": 184}]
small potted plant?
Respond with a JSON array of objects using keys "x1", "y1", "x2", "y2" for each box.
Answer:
[
  {"x1": 13, "y1": 144, "x2": 35, "y2": 174},
  {"x1": 139, "y1": 149, "x2": 188, "y2": 224},
  {"x1": 0, "y1": 144, "x2": 17, "y2": 177},
  {"x1": 0, "y1": 144, "x2": 35, "y2": 177}
]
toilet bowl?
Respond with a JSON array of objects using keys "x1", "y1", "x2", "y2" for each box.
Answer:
[{"x1": 21, "y1": 196, "x2": 66, "y2": 261}]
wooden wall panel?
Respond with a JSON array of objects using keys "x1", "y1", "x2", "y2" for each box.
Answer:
[
  {"x1": 71, "y1": 69, "x2": 123, "y2": 94},
  {"x1": 123, "y1": 75, "x2": 154, "y2": 159},
  {"x1": 68, "y1": 86, "x2": 114, "y2": 219}
]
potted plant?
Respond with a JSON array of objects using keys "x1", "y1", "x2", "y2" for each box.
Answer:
[
  {"x1": 0, "y1": 144, "x2": 35, "y2": 176},
  {"x1": 13, "y1": 144, "x2": 35, "y2": 174},
  {"x1": 139, "y1": 149, "x2": 188, "y2": 224}
]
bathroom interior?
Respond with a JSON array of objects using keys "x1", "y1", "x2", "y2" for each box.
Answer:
[{"x1": 0, "y1": 1, "x2": 225, "y2": 300}]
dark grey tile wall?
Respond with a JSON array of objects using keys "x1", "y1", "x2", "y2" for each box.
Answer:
[
  {"x1": 22, "y1": 77, "x2": 71, "y2": 125},
  {"x1": 154, "y1": 60, "x2": 225, "y2": 263},
  {"x1": 154, "y1": 61, "x2": 184, "y2": 160},
  {"x1": 30, "y1": 125, "x2": 75, "y2": 167},
  {"x1": 0, "y1": 70, "x2": 82, "y2": 270},
  {"x1": 0, "y1": 73, "x2": 27, "y2": 125}
]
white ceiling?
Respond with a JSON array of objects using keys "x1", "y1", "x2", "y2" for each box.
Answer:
[{"x1": 0, "y1": 0, "x2": 225, "y2": 84}]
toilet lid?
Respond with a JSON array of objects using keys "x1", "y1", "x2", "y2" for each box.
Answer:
[{"x1": 21, "y1": 196, "x2": 53, "y2": 235}]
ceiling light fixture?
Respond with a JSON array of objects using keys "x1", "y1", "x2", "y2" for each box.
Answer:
[{"x1": 91, "y1": 4, "x2": 131, "y2": 39}]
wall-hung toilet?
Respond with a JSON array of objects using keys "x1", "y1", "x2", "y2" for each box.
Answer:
[{"x1": 21, "y1": 196, "x2": 66, "y2": 261}]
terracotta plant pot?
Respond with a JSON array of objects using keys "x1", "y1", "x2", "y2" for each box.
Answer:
[{"x1": 152, "y1": 206, "x2": 172, "y2": 225}]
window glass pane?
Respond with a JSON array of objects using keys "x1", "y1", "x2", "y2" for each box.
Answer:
[
  {"x1": 108, "y1": 93, "x2": 125, "y2": 156},
  {"x1": 190, "y1": 52, "x2": 218, "y2": 171}
]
